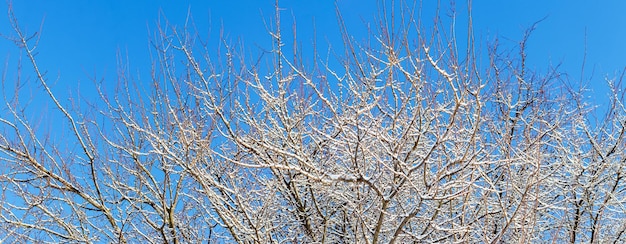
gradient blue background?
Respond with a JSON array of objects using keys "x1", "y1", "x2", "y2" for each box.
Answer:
[{"x1": 1, "y1": 1, "x2": 625, "y2": 115}]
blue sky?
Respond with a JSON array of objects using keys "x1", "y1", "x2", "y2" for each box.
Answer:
[{"x1": 1, "y1": 1, "x2": 625, "y2": 113}]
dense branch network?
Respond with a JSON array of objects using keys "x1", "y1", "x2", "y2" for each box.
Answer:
[{"x1": 0, "y1": 1, "x2": 625, "y2": 243}]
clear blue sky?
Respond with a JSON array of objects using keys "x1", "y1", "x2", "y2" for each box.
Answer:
[{"x1": 1, "y1": 1, "x2": 625, "y2": 113}]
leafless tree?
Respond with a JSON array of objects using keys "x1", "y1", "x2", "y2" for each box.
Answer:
[{"x1": 1, "y1": 1, "x2": 625, "y2": 243}]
